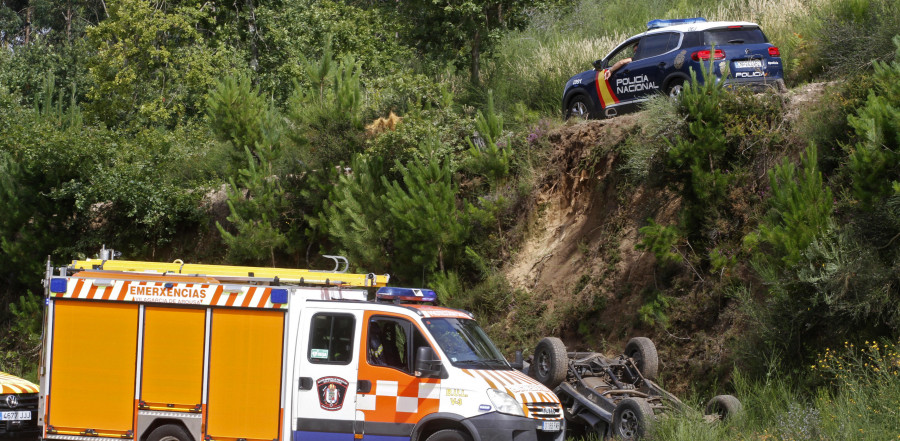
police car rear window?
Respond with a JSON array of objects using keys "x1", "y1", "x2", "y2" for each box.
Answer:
[{"x1": 702, "y1": 28, "x2": 768, "y2": 45}]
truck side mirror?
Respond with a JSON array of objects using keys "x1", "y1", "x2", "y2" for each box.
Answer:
[
  {"x1": 511, "y1": 350, "x2": 524, "y2": 371},
  {"x1": 414, "y1": 346, "x2": 442, "y2": 378}
]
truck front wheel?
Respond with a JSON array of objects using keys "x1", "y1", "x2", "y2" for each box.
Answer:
[
  {"x1": 425, "y1": 428, "x2": 471, "y2": 441},
  {"x1": 147, "y1": 424, "x2": 193, "y2": 441}
]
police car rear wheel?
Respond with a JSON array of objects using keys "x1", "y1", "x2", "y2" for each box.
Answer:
[
  {"x1": 566, "y1": 95, "x2": 592, "y2": 120},
  {"x1": 666, "y1": 79, "x2": 684, "y2": 98},
  {"x1": 425, "y1": 428, "x2": 471, "y2": 441},
  {"x1": 147, "y1": 424, "x2": 192, "y2": 441}
]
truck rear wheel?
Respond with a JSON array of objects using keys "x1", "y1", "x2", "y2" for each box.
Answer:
[
  {"x1": 533, "y1": 337, "x2": 568, "y2": 389},
  {"x1": 612, "y1": 398, "x2": 653, "y2": 440},
  {"x1": 624, "y1": 337, "x2": 659, "y2": 380},
  {"x1": 425, "y1": 428, "x2": 471, "y2": 441},
  {"x1": 147, "y1": 424, "x2": 192, "y2": 441}
]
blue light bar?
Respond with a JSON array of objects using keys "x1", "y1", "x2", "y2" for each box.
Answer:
[
  {"x1": 50, "y1": 278, "x2": 67, "y2": 294},
  {"x1": 376, "y1": 287, "x2": 437, "y2": 303},
  {"x1": 647, "y1": 17, "x2": 706, "y2": 30},
  {"x1": 271, "y1": 288, "x2": 289, "y2": 304}
]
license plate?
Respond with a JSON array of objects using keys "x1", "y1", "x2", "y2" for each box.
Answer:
[
  {"x1": 0, "y1": 411, "x2": 31, "y2": 421},
  {"x1": 541, "y1": 420, "x2": 561, "y2": 431},
  {"x1": 734, "y1": 60, "x2": 762, "y2": 69}
]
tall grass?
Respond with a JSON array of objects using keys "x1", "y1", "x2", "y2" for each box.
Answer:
[{"x1": 647, "y1": 339, "x2": 900, "y2": 440}]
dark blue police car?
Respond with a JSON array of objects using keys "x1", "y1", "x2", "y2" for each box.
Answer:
[{"x1": 562, "y1": 18, "x2": 785, "y2": 119}]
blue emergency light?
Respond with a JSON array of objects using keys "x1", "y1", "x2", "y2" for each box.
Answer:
[
  {"x1": 376, "y1": 287, "x2": 437, "y2": 303},
  {"x1": 50, "y1": 278, "x2": 67, "y2": 294},
  {"x1": 647, "y1": 17, "x2": 707, "y2": 30},
  {"x1": 270, "y1": 288, "x2": 289, "y2": 304}
]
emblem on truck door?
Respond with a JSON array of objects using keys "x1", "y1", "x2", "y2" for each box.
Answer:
[{"x1": 317, "y1": 376, "x2": 349, "y2": 411}]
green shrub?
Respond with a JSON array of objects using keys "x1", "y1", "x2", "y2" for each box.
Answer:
[
  {"x1": 844, "y1": 36, "x2": 900, "y2": 207},
  {"x1": 637, "y1": 219, "x2": 682, "y2": 265},
  {"x1": 745, "y1": 145, "x2": 833, "y2": 267}
]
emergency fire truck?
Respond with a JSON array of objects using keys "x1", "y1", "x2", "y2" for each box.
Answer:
[{"x1": 37, "y1": 251, "x2": 564, "y2": 441}]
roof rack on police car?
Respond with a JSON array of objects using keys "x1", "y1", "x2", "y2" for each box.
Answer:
[
  {"x1": 65, "y1": 256, "x2": 390, "y2": 288},
  {"x1": 646, "y1": 17, "x2": 707, "y2": 30}
]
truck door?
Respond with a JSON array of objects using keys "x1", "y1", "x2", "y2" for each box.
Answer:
[
  {"x1": 355, "y1": 312, "x2": 441, "y2": 439},
  {"x1": 293, "y1": 309, "x2": 363, "y2": 440}
]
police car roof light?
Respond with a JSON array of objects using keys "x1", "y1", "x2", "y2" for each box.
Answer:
[
  {"x1": 376, "y1": 287, "x2": 437, "y2": 303},
  {"x1": 647, "y1": 17, "x2": 707, "y2": 30}
]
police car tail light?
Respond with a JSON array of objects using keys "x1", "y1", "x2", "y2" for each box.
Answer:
[
  {"x1": 768, "y1": 46, "x2": 781, "y2": 57},
  {"x1": 691, "y1": 49, "x2": 725, "y2": 61},
  {"x1": 376, "y1": 287, "x2": 437, "y2": 303}
]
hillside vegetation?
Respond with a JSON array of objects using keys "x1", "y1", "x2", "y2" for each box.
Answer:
[{"x1": 1, "y1": 0, "x2": 899, "y2": 438}]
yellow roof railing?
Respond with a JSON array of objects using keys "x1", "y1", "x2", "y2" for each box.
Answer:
[{"x1": 68, "y1": 258, "x2": 389, "y2": 288}]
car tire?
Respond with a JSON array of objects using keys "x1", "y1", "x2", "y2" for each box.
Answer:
[
  {"x1": 533, "y1": 337, "x2": 568, "y2": 389},
  {"x1": 612, "y1": 398, "x2": 654, "y2": 440},
  {"x1": 705, "y1": 394, "x2": 742, "y2": 420},
  {"x1": 624, "y1": 337, "x2": 659, "y2": 380},
  {"x1": 147, "y1": 425, "x2": 192, "y2": 441},
  {"x1": 565, "y1": 94, "x2": 593, "y2": 120},
  {"x1": 666, "y1": 78, "x2": 685, "y2": 98},
  {"x1": 425, "y1": 429, "x2": 471, "y2": 441}
]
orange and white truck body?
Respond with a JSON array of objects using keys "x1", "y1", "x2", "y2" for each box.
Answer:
[{"x1": 38, "y1": 257, "x2": 564, "y2": 441}]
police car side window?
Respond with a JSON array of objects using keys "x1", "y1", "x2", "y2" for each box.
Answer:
[
  {"x1": 635, "y1": 32, "x2": 674, "y2": 60},
  {"x1": 308, "y1": 313, "x2": 356, "y2": 365}
]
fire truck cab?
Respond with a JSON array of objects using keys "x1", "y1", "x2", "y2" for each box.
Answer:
[{"x1": 37, "y1": 253, "x2": 564, "y2": 441}]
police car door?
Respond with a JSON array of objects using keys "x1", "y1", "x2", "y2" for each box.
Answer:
[
  {"x1": 616, "y1": 32, "x2": 677, "y2": 104},
  {"x1": 293, "y1": 308, "x2": 363, "y2": 440}
]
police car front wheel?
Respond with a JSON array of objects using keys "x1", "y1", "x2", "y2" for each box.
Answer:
[
  {"x1": 425, "y1": 428, "x2": 472, "y2": 441},
  {"x1": 565, "y1": 95, "x2": 592, "y2": 120}
]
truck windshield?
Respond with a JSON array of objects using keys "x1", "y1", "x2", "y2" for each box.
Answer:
[{"x1": 422, "y1": 317, "x2": 510, "y2": 369}]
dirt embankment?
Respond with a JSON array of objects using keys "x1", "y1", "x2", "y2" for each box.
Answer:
[{"x1": 501, "y1": 84, "x2": 828, "y2": 393}]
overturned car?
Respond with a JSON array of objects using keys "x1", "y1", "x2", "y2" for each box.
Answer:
[{"x1": 520, "y1": 337, "x2": 741, "y2": 439}]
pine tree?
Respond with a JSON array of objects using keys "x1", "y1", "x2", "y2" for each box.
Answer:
[
  {"x1": 216, "y1": 146, "x2": 290, "y2": 266},
  {"x1": 747, "y1": 145, "x2": 833, "y2": 267},
  {"x1": 467, "y1": 91, "x2": 511, "y2": 187},
  {"x1": 383, "y1": 140, "x2": 467, "y2": 276},
  {"x1": 846, "y1": 36, "x2": 900, "y2": 206}
]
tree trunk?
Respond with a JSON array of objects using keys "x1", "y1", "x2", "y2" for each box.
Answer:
[
  {"x1": 470, "y1": 28, "x2": 481, "y2": 85},
  {"x1": 65, "y1": 0, "x2": 72, "y2": 41},
  {"x1": 24, "y1": 5, "x2": 32, "y2": 45},
  {"x1": 246, "y1": 0, "x2": 259, "y2": 71}
]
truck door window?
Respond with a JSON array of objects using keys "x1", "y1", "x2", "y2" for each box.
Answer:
[
  {"x1": 308, "y1": 313, "x2": 355, "y2": 364},
  {"x1": 367, "y1": 318, "x2": 407, "y2": 370},
  {"x1": 367, "y1": 317, "x2": 430, "y2": 374}
]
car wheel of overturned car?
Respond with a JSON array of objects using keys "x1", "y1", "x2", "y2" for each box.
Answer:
[
  {"x1": 624, "y1": 337, "x2": 659, "y2": 380},
  {"x1": 612, "y1": 397, "x2": 654, "y2": 440},
  {"x1": 666, "y1": 78, "x2": 685, "y2": 98},
  {"x1": 565, "y1": 94, "x2": 593, "y2": 120},
  {"x1": 147, "y1": 425, "x2": 192, "y2": 441},
  {"x1": 533, "y1": 337, "x2": 568, "y2": 389},
  {"x1": 705, "y1": 394, "x2": 743, "y2": 420}
]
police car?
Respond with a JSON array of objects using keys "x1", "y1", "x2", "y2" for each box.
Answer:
[{"x1": 562, "y1": 18, "x2": 785, "y2": 119}]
